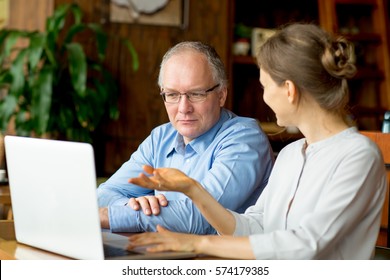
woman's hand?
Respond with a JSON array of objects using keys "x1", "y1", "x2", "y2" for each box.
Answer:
[
  {"x1": 128, "y1": 225, "x2": 201, "y2": 253},
  {"x1": 128, "y1": 165, "x2": 200, "y2": 197},
  {"x1": 128, "y1": 225, "x2": 255, "y2": 259},
  {"x1": 129, "y1": 165, "x2": 237, "y2": 236}
]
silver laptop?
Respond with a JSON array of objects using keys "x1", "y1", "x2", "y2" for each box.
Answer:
[{"x1": 4, "y1": 135, "x2": 197, "y2": 260}]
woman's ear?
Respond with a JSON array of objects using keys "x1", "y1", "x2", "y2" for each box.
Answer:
[{"x1": 285, "y1": 80, "x2": 298, "y2": 104}]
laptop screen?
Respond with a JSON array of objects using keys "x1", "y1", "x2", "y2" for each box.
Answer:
[{"x1": 5, "y1": 136, "x2": 105, "y2": 260}]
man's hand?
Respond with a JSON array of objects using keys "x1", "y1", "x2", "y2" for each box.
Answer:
[
  {"x1": 99, "y1": 207, "x2": 110, "y2": 229},
  {"x1": 127, "y1": 194, "x2": 168, "y2": 216}
]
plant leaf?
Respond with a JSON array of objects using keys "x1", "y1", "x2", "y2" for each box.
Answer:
[
  {"x1": 0, "y1": 30, "x2": 25, "y2": 65},
  {"x1": 14, "y1": 109, "x2": 32, "y2": 136},
  {"x1": 0, "y1": 94, "x2": 17, "y2": 131},
  {"x1": 69, "y1": 3, "x2": 83, "y2": 25},
  {"x1": 66, "y1": 43, "x2": 87, "y2": 97},
  {"x1": 0, "y1": 29, "x2": 10, "y2": 47},
  {"x1": 55, "y1": 105, "x2": 74, "y2": 136},
  {"x1": 63, "y1": 23, "x2": 85, "y2": 45},
  {"x1": 46, "y1": 3, "x2": 71, "y2": 51},
  {"x1": 101, "y1": 68, "x2": 119, "y2": 120},
  {"x1": 28, "y1": 32, "x2": 46, "y2": 71},
  {"x1": 0, "y1": 71, "x2": 12, "y2": 87},
  {"x1": 0, "y1": 30, "x2": 11, "y2": 65},
  {"x1": 31, "y1": 68, "x2": 53, "y2": 134},
  {"x1": 43, "y1": 42, "x2": 57, "y2": 67},
  {"x1": 9, "y1": 48, "x2": 28, "y2": 97},
  {"x1": 87, "y1": 23, "x2": 108, "y2": 62},
  {"x1": 46, "y1": 3, "x2": 70, "y2": 34},
  {"x1": 122, "y1": 39, "x2": 139, "y2": 71}
]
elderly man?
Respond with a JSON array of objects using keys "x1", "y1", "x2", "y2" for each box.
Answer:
[{"x1": 97, "y1": 41, "x2": 274, "y2": 234}]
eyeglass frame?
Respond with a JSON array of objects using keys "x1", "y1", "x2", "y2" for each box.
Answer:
[{"x1": 160, "y1": 84, "x2": 220, "y2": 104}]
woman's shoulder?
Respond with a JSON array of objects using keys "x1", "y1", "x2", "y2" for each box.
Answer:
[{"x1": 278, "y1": 127, "x2": 381, "y2": 157}]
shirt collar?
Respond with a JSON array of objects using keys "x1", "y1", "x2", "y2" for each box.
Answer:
[
  {"x1": 165, "y1": 108, "x2": 229, "y2": 157},
  {"x1": 303, "y1": 126, "x2": 357, "y2": 154}
]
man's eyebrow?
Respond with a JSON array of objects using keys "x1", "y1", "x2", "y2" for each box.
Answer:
[{"x1": 162, "y1": 87, "x2": 206, "y2": 92}]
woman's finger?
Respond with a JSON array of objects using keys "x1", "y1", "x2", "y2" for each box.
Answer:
[{"x1": 142, "y1": 165, "x2": 155, "y2": 175}]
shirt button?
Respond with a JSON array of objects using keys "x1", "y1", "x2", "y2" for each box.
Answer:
[{"x1": 186, "y1": 159, "x2": 190, "y2": 163}]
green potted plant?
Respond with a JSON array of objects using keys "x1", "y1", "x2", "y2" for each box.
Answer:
[{"x1": 0, "y1": 3, "x2": 138, "y2": 143}]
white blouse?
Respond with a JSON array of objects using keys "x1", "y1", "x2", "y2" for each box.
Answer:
[{"x1": 232, "y1": 127, "x2": 387, "y2": 259}]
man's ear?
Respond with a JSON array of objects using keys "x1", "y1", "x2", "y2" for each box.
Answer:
[
  {"x1": 285, "y1": 80, "x2": 298, "y2": 104},
  {"x1": 219, "y1": 87, "x2": 228, "y2": 107}
]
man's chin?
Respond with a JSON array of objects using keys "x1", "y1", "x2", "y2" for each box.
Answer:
[{"x1": 178, "y1": 129, "x2": 200, "y2": 141}]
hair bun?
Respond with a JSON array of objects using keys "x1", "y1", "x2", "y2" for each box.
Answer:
[{"x1": 324, "y1": 38, "x2": 357, "y2": 79}]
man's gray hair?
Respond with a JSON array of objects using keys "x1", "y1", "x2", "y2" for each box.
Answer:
[{"x1": 158, "y1": 41, "x2": 228, "y2": 89}]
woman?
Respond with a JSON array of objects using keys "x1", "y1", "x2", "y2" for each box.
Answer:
[{"x1": 127, "y1": 23, "x2": 387, "y2": 259}]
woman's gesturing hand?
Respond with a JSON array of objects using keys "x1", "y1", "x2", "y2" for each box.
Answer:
[{"x1": 128, "y1": 165, "x2": 200, "y2": 197}]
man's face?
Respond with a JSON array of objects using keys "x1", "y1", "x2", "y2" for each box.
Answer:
[{"x1": 161, "y1": 50, "x2": 227, "y2": 144}]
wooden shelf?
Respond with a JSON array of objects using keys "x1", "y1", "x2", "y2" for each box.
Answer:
[
  {"x1": 229, "y1": 0, "x2": 390, "y2": 132},
  {"x1": 334, "y1": 0, "x2": 380, "y2": 5},
  {"x1": 229, "y1": 0, "x2": 319, "y2": 127},
  {"x1": 318, "y1": 0, "x2": 390, "y2": 130},
  {"x1": 355, "y1": 68, "x2": 384, "y2": 79},
  {"x1": 342, "y1": 33, "x2": 382, "y2": 43},
  {"x1": 232, "y1": 55, "x2": 257, "y2": 65}
]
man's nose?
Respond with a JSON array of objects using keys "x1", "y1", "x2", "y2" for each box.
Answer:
[{"x1": 178, "y1": 94, "x2": 193, "y2": 113}]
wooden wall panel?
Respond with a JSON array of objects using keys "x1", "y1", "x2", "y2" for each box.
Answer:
[
  {"x1": 54, "y1": 0, "x2": 230, "y2": 176},
  {"x1": 8, "y1": 0, "x2": 53, "y2": 31}
]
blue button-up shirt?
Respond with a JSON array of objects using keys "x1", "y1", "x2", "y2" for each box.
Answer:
[{"x1": 97, "y1": 108, "x2": 274, "y2": 234}]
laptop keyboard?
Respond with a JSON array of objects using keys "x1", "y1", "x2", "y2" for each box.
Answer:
[{"x1": 103, "y1": 244, "x2": 141, "y2": 257}]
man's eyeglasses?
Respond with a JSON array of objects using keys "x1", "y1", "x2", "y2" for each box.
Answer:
[{"x1": 160, "y1": 84, "x2": 220, "y2": 104}]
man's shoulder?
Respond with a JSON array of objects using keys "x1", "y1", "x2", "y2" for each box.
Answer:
[
  {"x1": 222, "y1": 110, "x2": 262, "y2": 132},
  {"x1": 151, "y1": 122, "x2": 175, "y2": 133},
  {"x1": 147, "y1": 122, "x2": 178, "y2": 143}
]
